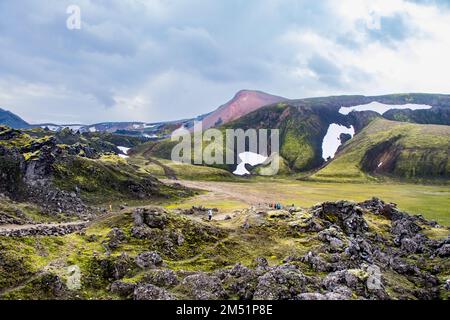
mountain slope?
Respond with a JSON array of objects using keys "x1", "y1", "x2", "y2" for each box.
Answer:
[
  {"x1": 223, "y1": 93, "x2": 450, "y2": 174},
  {"x1": 138, "y1": 93, "x2": 450, "y2": 179},
  {"x1": 312, "y1": 118, "x2": 450, "y2": 182},
  {"x1": 0, "y1": 108, "x2": 30, "y2": 129},
  {"x1": 0, "y1": 126, "x2": 190, "y2": 213},
  {"x1": 200, "y1": 90, "x2": 287, "y2": 129}
]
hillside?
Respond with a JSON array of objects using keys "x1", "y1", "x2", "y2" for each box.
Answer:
[
  {"x1": 0, "y1": 126, "x2": 190, "y2": 214},
  {"x1": 139, "y1": 93, "x2": 450, "y2": 180},
  {"x1": 311, "y1": 119, "x2": 450, "y2": 182},
  {"x1": 2, "y1": 93, "x2": 450, "y2": 183},
  {"x1": 0, "y1": 108, "x2": 30, "y2": 129}
]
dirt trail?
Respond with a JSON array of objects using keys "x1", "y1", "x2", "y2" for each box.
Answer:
[
  {"x1": 147, "y1": 158, "x2": 178, "y2": 180},
  {"x1": 162, "y1": 179, "x2": 277, "y2": 206}
]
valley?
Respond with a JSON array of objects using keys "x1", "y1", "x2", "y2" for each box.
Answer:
[
  {"x1": 164, "y1": 179, "x2": 450, "y2": 226},
  {"x1": 3, "y1": 0, "x2": 450, "y2": 305},
  {"x1": 0, "y1": 92, "x2": 449, "y2": 301}
]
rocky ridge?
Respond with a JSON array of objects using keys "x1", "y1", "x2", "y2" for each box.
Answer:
[
  {"x1": 107, "y1": 198, "x2": 448, "y2": 300},
  {"x1": 3, "y1": 198, "x2": 445, "y2": 300}
]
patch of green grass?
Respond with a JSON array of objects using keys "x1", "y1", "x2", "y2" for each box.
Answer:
[
  {"x1": 129, "y1": 156, "x2": 237, "y2": 181},
  {"x1": 0, "y1": 199, "x2": 74, "y2": 223},
  {"x1": 52, "y1": 154, "x2": 185, "y2": 204},
  {"x1": 166, "y1": 198, "x2": 246, "y2": 212}
]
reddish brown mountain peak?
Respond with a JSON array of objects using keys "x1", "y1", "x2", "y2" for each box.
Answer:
[{"x1": 201, "y1": 90, "x2": 287, "y2": 129}]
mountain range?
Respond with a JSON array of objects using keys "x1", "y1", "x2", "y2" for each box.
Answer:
[
  {"x1": 124, "y1": 92, "x2": 448, "y2": 181},
  {"x1": 1, "y1": 91, "x2": 450, "y2": 181}
]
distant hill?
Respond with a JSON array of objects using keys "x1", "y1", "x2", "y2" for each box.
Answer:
[
  {"x1": 311, "y1": 118, "x2": 450, "y2": 182},
  {"x1": 140, "y1": 93, "x2": 450, "y2": 181},
  {"x1": 0, "y1": 108, "x2": 30, "y2": 129}
]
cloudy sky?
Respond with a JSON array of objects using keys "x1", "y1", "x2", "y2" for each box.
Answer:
[{"x1": 0, "y1": 0, "x2": 449, "y2": 124}]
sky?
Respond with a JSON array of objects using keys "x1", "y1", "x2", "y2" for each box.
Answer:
[{"x1": 0, "y1": 0, "x2": 450, "y2": 124}]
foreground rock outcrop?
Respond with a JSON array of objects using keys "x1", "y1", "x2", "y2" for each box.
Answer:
[
  {"x1": 157, "y1": 199, "x2": 446, "y2": 300},
  {"x1": 0, "y1": 126, "x2": 190, "y2": 220},
  {"x1": 0, "y1": 222, "x2": 87, "y2": 237},
  {"x1": 0, "y1": 198, "x2": 448, "y2": 300}
]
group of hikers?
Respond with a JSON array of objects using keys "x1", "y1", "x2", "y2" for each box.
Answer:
[
  {"x1": 205, "y1": 202, "x2": 294, "y2": 221},
  {"x1": 269, "y1": 203, "x2": 286, "y2": 210}
]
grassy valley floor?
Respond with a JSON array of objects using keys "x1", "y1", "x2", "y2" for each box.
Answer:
[{"x1": 165, "y1": 179, "x2": 450, "y2": 226}]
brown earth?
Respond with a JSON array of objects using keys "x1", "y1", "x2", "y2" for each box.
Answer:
[{"x1": 201, "y1": 90, "x2": 287, "y2": 129}]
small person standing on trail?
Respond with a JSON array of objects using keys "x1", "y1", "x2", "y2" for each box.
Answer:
[{"x1": 208, "y1": 209, "x2": 213, "y2": 221}]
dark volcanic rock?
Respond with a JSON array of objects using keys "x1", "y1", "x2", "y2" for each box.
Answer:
[
  {"x1": 106, "y1": 228, "x2": 126, "y2": 249},
  {"x1": 436, "y1": 243, "x2": 450, "y2": 257},
  {"x1": 135, "y1": 251, "x2": 163, "y2": 269},
  {"x1": 216, "y1": 263, "x2": 261, "y2": 300},
  {"x1": 180, "y1": 273, "x2": 227, "y2": 300},
  {"x1": 140, "y1": 269, "x2": 179, "y2": 288},
  {"x1": 132, "y1": 208, "x2": 168, "y2": 229},
  {"x1": 111, "y1": 281, "x2": 136, "y2": 298},
  {"x1": 391, "y1": 216, "x2": 422, "y2": 245},
  {"x1": 312, "y1": 201, "x2": 369, "y2": 236},
  {"x1": 133, "y1": 284, "x2": 175, "y2": 300},
  {"x1": 358, "y1": 197, "x2": 400, "y2": 219},
  {"x1": 37, "y1": 273, "x2": 68, "y2": 298},
  {"x1": 0, "y1": 222, "x2": 87, "y2": 237},
  {"x1": 253, "y1": 264, "x2": 308, "y2": 300}
]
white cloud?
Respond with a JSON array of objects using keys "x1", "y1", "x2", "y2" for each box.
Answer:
[
  {"x1": 0, "y1": 0, "x2": 449, "y2": 124},
  {"x1": 280, "y1": 0, "x2": 450, "y2": 96}
]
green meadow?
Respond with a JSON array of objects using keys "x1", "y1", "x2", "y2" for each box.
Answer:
[{"x1": 167, "y1": 179, "x2": 450, "y2": 226}]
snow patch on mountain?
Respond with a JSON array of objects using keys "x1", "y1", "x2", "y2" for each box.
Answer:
[
  {"x1": 233, "y1": 152, "x2": 268, "y2": 175},
  {"x1": 339, "y1": 102, "x2": 432, "y2": 115},
  {"x1": 118, "y1": 146, "x2": 130, "y2": 155},
  {"x1": 65, "y1": 125, "x2": 84, "y2": 131},
  {"x1": 40, "y1": 125, "x2": 60, "y2": 131},
  {"x1": 322, "y1": 124, "x2": 355, "y2": 161}
]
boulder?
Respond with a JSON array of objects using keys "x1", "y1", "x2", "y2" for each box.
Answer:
[
  {"x1": 132, "y1": 208, "x2": 168, "y2": 229},
  {"x1": 180, "y1": 273, "x2": 227, "y2": 300},
  {"x1": 301, "y1": 251, "x2": 333, "y2": 272},
  {"x1": 106, "y1": 227, "x2": 126, "y2": 249},
  {"x1": 218, "y1": 263, "x2": 260, "y2": 300},
  {"x1": 436, "y1": 244, "x2": 450, "y2": 257},
  {"x1": 391, "y1": 217, "x2": 422, "y2": 245},
  {"x1": 111, "y1": 281, "x2": 136, "y2": 298},
  {"x1": 253, "y1": 264, "x2": 308, "y2": 300},
  {"x1": 39, "y1": 273, "x2": 68, "y2": 298},
  {"x1": 141, "y1": 269, "x2": 179, "y2": 288},
  {"x1": 312, "y1": 201, "x2": 369, "y2": 236},
  {"x1": 133, "y1": 284, "x2": 175, "y2": 300},
  {"x1": 135, "y1": 251, "x2": 163, "y2": 269}
]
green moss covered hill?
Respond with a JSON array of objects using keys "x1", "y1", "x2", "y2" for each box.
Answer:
[
  {"x1": 0, "y1": 126, "x2": 190, "y2": 211},
  {"x1": 312, "y1": 119, "x2": 450, "y2": 182},
  {"x1": 138, "y1": 93, "x2": 450, "y2": 181}
]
